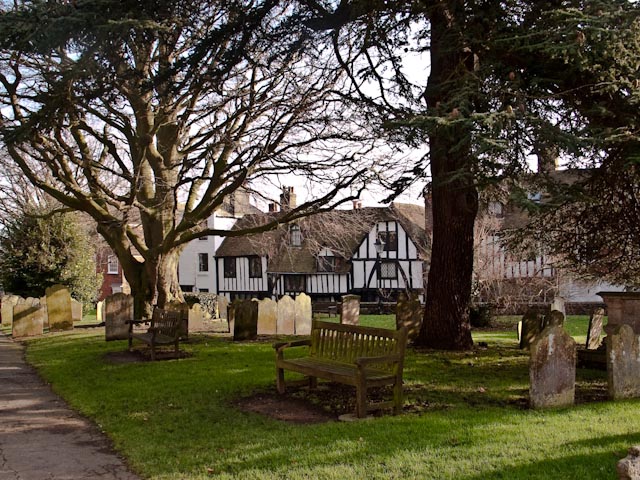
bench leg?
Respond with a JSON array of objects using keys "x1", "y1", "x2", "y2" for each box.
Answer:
[
  {"x1": 356, "y1": 384, "x2": 367, "y2": 418},
  {"x1": 276, "y1": 367, "x2": 285, "y2": 394},
  {"x1": 309, "y1": 376, "x2": 317, "y2": 390}
]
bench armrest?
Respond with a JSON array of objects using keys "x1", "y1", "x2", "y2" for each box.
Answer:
[
  {"x1": 355, "y1": 354, "x2": 402, "y2": 367},
  {"x1": 273, "y1": 339, "x2": 311, "y2": 352}
]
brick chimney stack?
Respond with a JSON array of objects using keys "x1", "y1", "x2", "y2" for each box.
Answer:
[{"x1": 280, "y1": 186, "x2": 296, "y2": 211}]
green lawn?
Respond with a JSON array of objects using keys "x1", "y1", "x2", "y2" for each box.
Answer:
[{"x1": 20, "y1": 315, "x2": 634, "y2": 480}]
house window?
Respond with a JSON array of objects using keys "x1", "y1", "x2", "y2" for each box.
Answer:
[
  {"x1": 198, "y1": 253, "x2": 209, "y2": 272},
  {"x1": 380, "y1": 261, "x2": 397, "y2": 279},
  {"x1": 284, "y1": 275, "x2": 305, "y2": 292},
  {"x1": 290, "y1": 225, "x2": 302, "y2": 247},
  {"x1": 378, "y1": 231, "x2": 398, "y2": 251},
  {"x1": 224, "y1": 257, "x2": 236, "y2": 278},
  {"x1": 317, "y1": 256, "x2": 336, "y2": 272},
  {"x1": 249, "y1": 256, "x2": 262, "y2": 278},
  {"x1": 107, "y1": 255, "x2": 119, "y2": 274}
]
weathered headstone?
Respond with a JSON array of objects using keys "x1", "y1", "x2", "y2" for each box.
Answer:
[
  {"x1": 295, "y1": 293, "x2": 312, "y2": 335},
  {"x1": 71, "y1": 299, "x2": 83, "y2": 323},
  {"x1": 543, "y1": 310, "x2": 565, "y2": 329},
  {"x1": 1, "y1": 295, "x2": 20, "y2": 326},
  {"x1": 606, "y1": 324, "x2": 640, "y2": 400},
  {"x1": 586, "y1": 307, "x2": 605, "y2": 350},
  {"x1": 188, "y1": 303, "x2": 207, "y2": 331},
  {"x1": 12, "y1": 304, "x2": 45, "y2": 338},
  {"x1": 96, "y1": 300, "x2": 104, "y2": 323},
  {"x1": 166, "y1": 301, "x2": 189, "y2": 338},
  {"x1": 519, "y1": 308, "x2": 544, "y2": 349},
  {"x1": 231, "y1": 299, "x2": 258, "y2": 341},
  {"x1": 257, "y1": 298, "x2": 278, "y2": 335},
  {"x1": 104, "y1": 292, "x2": 134, "y2": 341},
  {"x1": 218, "y1": 296, "x2": 229, "y2": 320},
  {"x1": 529, "y1": 325, "x2": 576, "y2": 408},
  {"x1": 341, "y1": 294, "x2": 360, "y2": 326},
  {"x1": 396, "y1": 292, "x2": 422, "y2": 342},
  {"x1": 45, "y1": 284, "x2": 73, "y2": 331},
  {"x1": 550, "y1": 296, "x2": 566, "y2": 316},
  {"x1": 617, "y1": 446, "x2": 640, "y2": 480},
  {"x1": 277, "y1": 295, "x2": 296, "y2": 335}
]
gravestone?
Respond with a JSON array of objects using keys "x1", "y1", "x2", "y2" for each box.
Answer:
[
  {"x1": 550, "y1": 296, "x2": 566, "y2": 316},
  {"x1": 257, "y1": 298, "x2": 278, "y2": 335},
  {"x1": 519, "y1": 308, "x2": 544, "y2": 349},
  {"x1": 105, "y1": 292, "x2": 134, "y2": 341},
  {"x1": 12, "y1": 304, "x2": 45, "y2": 338},
  {"x1": 544, "y1": 310, "x2": 565, "y2": 329},
  {"x1": 529, "y1": 325, "x2": 576, "y2": 408},
  {"x1": 188, "y1": 303, "x2": 207, "y2": 331},
  {"x1": 218, "y1": 296, "x2": 229, "y2": 320},
  {"x1": 295, "y1": 293, "x2": 312, "y2": 335},
  {"x1": 617, "y1": 446, "x2": 640, "y2": 480},
  {"x1": 341, "y1": 294, "x2": 360, "y2": 326},
  {"x1": 277, "y1": 295, "x2": 296, "y2": 335},
  {"x1": 71, "y1": 299, "x2": 83, "y2": 323},
  {"x1": 598, "y1": 291, "x2": 640, "y2": 335},
  {"x1": 231, "y1": 299, "x2": 258, "y2": 341},
  {"x1": 45, "y1": 284, "x2": 73, "y2": 331},
  {"x1": 96, "y1": 301, "x2": 104, "y2": 323},
  {"x1": 606, "y1": 324, "x2": 640, "y2": 400},
  {"x1": 166, "y1": 301, "x2": 189, "y2": 338},
  {"x1": 586, "y1": 307, "x2": 605, "y2": 350},
  {"x1": 396, "y1": 292, "x2": 423, "y2": 342},
  {"x1": 1, "y1": 295, "x2": 20, "y2": 326}
]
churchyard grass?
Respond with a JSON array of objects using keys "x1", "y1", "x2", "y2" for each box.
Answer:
[{"x1": 21, "y1": 314, "x2": 631, "y2": 480}]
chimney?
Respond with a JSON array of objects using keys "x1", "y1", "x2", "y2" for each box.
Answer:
[
  {"x1": 534, "y1": 140, "x2": 559, "y2": 173},
  {"x1": 352, "y1": 200, "x2": 362, "y2": 209},
  {"x1": 280, "y1": 186, "x2": 296, "y2": 211}
]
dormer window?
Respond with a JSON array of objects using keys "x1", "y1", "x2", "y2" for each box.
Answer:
[
  {"x1": 317, "y1": 256, "x2": 336, "y2": 272},
  {"x1": 290, "y1": 224, "x2": 302, "y2": 247},
  {"x1": 378, "y1": 231, "x2": 397, "y2": 251}
]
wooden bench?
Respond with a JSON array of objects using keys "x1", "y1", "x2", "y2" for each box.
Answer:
[
  {"x1": 128, "y1": 308, "x2": 182, "y2": 361},
  {"x1": 274, "y1": 320, "x2": 408, "y2": 418}
]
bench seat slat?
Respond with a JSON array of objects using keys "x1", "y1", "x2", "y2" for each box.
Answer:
[{"x1": 277, "y1": 357, "x2": 396, "y2": 384}]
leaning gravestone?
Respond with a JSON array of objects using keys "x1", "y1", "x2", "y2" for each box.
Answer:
[
  {"x1": 277, "y1": 295, "x2": 296, "y2": 335},
  {"x1": 396, "y1": 292, "x2": 423, "y2": 342},
  {"x1": 295, "y1": 293, "x2": 312, "y2": 335},
  {"x1": 586, "y1": 307, "x2": 605, "y2": 350},
  {"x1": 519, "y1": 308, "x2": 544, "y2": 349},
  {"x1": 606, "y1": 324, "x2": 640, "y2": 400},
  {"x1": 232, "y1": 299, "x2": 258, "y2": 341},
  {"x1": 341, "y1": 294, "x2": 360, "y2": 326},
  {"x1": 104, "y1": 292, "x2": 133, "y2": 341},
  {"x1": 257, "y1": 298, "x2": 277, "y2": 335},
  {"x1": 12, "y1": 304, "x2": 45, "y2": 338},
  {"x1": 529, "y1": 324, "x2": 576, "y2": 408},
  {"x1": 45, "y1": 284, "x2": 73, "y2": 331}
]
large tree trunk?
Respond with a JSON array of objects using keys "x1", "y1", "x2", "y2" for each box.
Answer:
[{"x1": 415, "y1": 0, "x2": 477, "y2": 350}]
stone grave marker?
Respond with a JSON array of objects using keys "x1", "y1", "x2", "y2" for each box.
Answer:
[
  {"x1": 12, "y1": 304, "x2": 45, "y2": 338},
  {"x1": 218, "y1": 296, "x2": 229, "y2": 320},
  {"x1": 529, "y1": 324, "x2": 576, "y2": 408},
  {"x1": 617, "y1": 446, "x2": 640, "y2": 480},
  {"x1": 257, "y1": 298, "x2": 277, "y2": 335},
  {"x1": 341, "y1": 294, "x2": 360, "y2": 326},
  {"x1": 46, "y1": 284, "x2": 73, "y2": 331},
  {"x1": 71, "y1": 299, "x2": 83, "y2": 323},
  {"x1": 519, "y1": 308, "x2": 544, "y2": 349},
  {"x1": 277, "y1": 295, "x2": 296, "y2": 335},
  {"x1": 550, "y1": 296, "x2": 566, "y2": 316},
  {"x1": 586, "y1": 307, "x2": 605, "y2": 350},
  {"x1": 231, "y1": 299, "x2": 258, "y2": 341},
  {"x1": 96, "y1": 300, "x2": 104, "y2": 323},
  {"x1": 295, "y1": 293, "x2": 312, "y2": 335},
  {"x1": 1, "y1": 295, "x2": 20, "y2": 326},
  {"x1": 105, "y1": 292, "x2": 133, "y2": 341},
  {"x1": 188, "y1": 303, "x2": 207, "y2": 331},
  {"x1": 544, "y1": 310, "x2": 565, "y2": 329},
  {"x1": 606, "y1": 324, "x2": 640, "y2": 400},
  {"x1": 396, "y1": 292, "x2": 422, "y2": 342},
  {"x1": 166, "y1": 301, "x2": 189, "y2": 338}
]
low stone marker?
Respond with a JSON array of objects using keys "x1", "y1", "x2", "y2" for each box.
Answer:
[
  {"x1": 218, "y1": 296, "x2": 229, "y2": 320},
  {"x1": 606, "y1": 324, "x2": 640, "y2": 400},
  {"x1": 257, "y1": 298, "x2": 277, "y2": 335},
  {"x1": 396, "y1": 292, "x2": 423, "y2": 342},
  {"x1": 71, "y1": 299, "x2": 83, "y2": 323},
  {"x1": 617, "y1": 446, "x2": 640, "y2": 480},
  {"x1": 105, "y1": 292, "x2": 133, "y2": 341},
  {"x1": 188, "y1": 303, "x2": 207, "y2": 331},
  {"x1": 277, "y1": 295, "x2": 295, "y2": 335},
  {"x1": 341, "y1": 294, "x2": 360, "y2": 326},
  {"x1": 96, "y1": 300, "x2": 104, "y2": 323},
  {"x1": 12, "y1": 304, "x2": 45, "y2": 338},
  {"x1": 46, "y1": 284, "x2": 73, "y2": 331},
  {"x1": 586, "y1": 307, "x2": 605, "y2": 350},
  {"x1": 231, "y1": 299, "x2": 258, "y2": 341},
  {"x1": 295, "y1": 293, "x2": 312, "y2": 335},
  {"x1": 519, "y1": 308, "x2": 544, "y2": 349},
  {"x1": 550, "y1": 296, "x2": 566, "y2": 316},
  {"x1": 529, "y1": 324, "x2": 576, "y2": 408},
  {"x1": 1, "y1": 295, "x2": 20, "y2": 326}
]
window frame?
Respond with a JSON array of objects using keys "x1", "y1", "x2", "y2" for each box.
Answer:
[
  {"x1": 198, "y1": 253, "x2": 209, "y2": 272},
  {"x1": 378, "y1": 231, "x2": 398, "y2": 252},
  {"x1": 223, "y1": 257, "x2": 237, "y2": 278},
  {"x1": 379, "y1": 261, "x2": 398, "y2": 280},
  {"x1": 290, "y1": 224, "x2": 302, "y2": 247},
  {"x1": 107, "y1": 255, "x2": 119, "y2": 275},
  {"x1": 317, "y1": 255, "x2": 336, "y2": 272},
  {"x1": 248, "y1": 256, "x2": 262, "y2": 278},
  {"x1": 284, "y1": 274, "x2": 305, "y2": 292}
]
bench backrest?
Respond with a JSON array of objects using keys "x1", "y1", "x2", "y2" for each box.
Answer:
[
  {"x1": 309, "y1": 320, "x2": 407, "y2": 370},
  {"x1": 151, "y1": 308, "x2": 181, "y2": 338}
]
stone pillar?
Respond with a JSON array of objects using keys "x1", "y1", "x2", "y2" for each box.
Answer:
[
  {"x1": 295, "y1": 293, "x2": 312, "y2": 335},
  {"x1": 45, "y1": 284, "x2": 73, "y2": 331},
  {"x1": 606, "y1": 324, "x2": 640, "y2": 400},
  {"x1": 529, "y1": 325, "x2": 576, "y2": 408},
  {"x1": 341, "y1": 295, "x2": 360, "y2": 326}
]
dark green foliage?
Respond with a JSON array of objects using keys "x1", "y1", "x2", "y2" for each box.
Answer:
[{"x1": 0, "y1": 210, "x2": 101, "y2": 303}]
